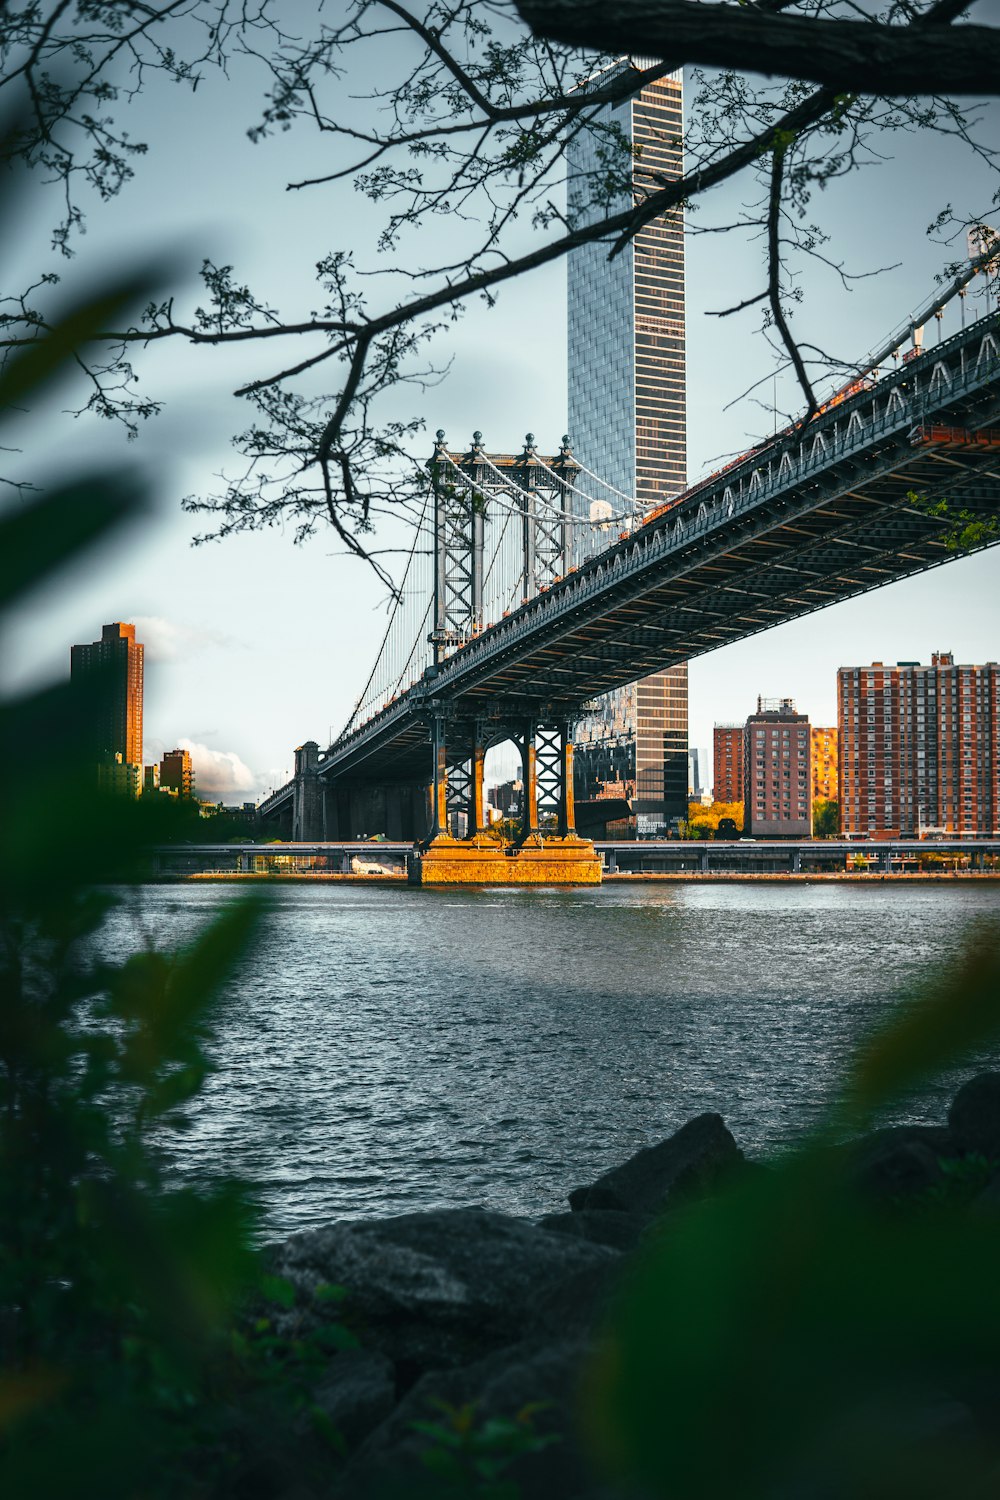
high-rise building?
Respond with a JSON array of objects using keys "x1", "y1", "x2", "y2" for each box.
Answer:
[
  {"x1": 811, "y1": 727, "x2": 839, "y2": 803},
  {"x1": 838, "y1": 653, "x2": 1000, "y2": 836},
  {"x1": 70, "y1": 621, "x2": 143, "y2": 786},
  {"x1": 568, "y1": 62, "x2": 688, "y2": 834},
  {"x1": 160, "y1": 748, "x2": 194, "y2": 799},
  {"x1": 713, "y1": 724, "x2": 744, "y2": 804},
  {"x1": 744, "y1": 698, "x2": 812, "y2": 837},
  {"x1": 687, "y1": 746, "x2": 710, "y2": 801}
]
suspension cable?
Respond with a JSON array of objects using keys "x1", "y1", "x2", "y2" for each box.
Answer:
[{"x1": 335, "y1": 485, "x2": 431, "y2": 742}]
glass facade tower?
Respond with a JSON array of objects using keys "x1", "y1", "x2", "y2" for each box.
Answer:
[{"x1": 567, "y1": 62, "x2": 688, "y2": 832}]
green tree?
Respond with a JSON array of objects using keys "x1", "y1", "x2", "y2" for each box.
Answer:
[{"x1": 812, "y1": 796, "x2": 840, "y2": 838}]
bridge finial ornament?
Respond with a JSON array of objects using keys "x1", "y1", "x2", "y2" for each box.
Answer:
[
  {"x1": 472, "y1": 430, "x2": 483, "y2": 447},
  {"x1": 435, "y1": 428, "x2": 446, "y2": 443},
  {"x1": 525, "y1": 432, "x2": 535, "y2": 448}
]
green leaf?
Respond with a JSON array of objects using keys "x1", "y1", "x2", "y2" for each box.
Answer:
[{"x1": 258, "y1": 1273, "x2": 297, "y2": 1309}]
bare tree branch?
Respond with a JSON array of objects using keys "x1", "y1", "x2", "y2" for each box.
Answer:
[{"x1": 515, "y1": 0, "x2": 999, "y2": 97}]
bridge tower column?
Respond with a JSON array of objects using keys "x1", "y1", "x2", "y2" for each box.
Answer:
[
  {"x1": 517, "y1": 721, "x2": 540, "y2": 844},
  {"x1": 430, "y1": 713, "x2": 449, "y2": 840},
  {"x1": 292, "y1": 740, "x2": 324, "y2": 841},
  {"x1": 430, "y1": 429, "x2": 484, "y2": 665},
  {"x1": 557, "y1": 722, "x2": 577, "y2": 838},
  {"x1": 468, "y1": 725, "x2": 488, "y2": 838}
]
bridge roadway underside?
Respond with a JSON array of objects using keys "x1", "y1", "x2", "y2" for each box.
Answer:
[{"x1": 321, "y1": 423, "x2": 1000, "y2": 790}]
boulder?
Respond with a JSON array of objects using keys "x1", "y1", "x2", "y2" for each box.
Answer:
[
  {"x1": 948, "y1": 1073, "x2": 1000, "y2": 1159},
  {"x1": 847, "y1": 1126, "x2": 954, "y2": 1201},
  {"x1": 302, "y1": 1348, "x2": 397, "y2": 1453},
  {"x1": 538, "y1": 1209, "x2": 649, "y2": 1253},
  {"x1": 572, "y1": 1113, "x2": 745, "y2": 1216},
  {"x1": 851, "y1": 1138, "x2": 946, "y2": 1201},
  {"x1": 266, "y1": 1209, "x2": 618, "y2": 1381},
  {"x1": 339, "y1": 1335, "x2": 603, "y2": 1500}
]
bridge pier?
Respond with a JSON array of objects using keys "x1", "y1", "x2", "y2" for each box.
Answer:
[{"x1": 409, "y1": 718, "x2": 600, "y2": 885}]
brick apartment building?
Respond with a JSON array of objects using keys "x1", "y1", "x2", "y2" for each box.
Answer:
[
  {"x1": 838, "y1": 652, "x2": 1000, "y2": 835},
  {"x1": 811, "y1": 726, "x2": 839, "y2": 802},
  {"x1": 743, "y1": 698, "x2": 812, "y2": 837},
  {"x1": 713, "y1": 723, "x2": 744, "y2": 804}
]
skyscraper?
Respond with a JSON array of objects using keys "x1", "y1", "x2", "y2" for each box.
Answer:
[
  {"x1": 567, "y1": 62, "x2": 688, "y2": 834},
  {"x1": 838, "y1": 653, "x2": 999, "y2": 836},
  {"x1": 70, "y1": 621, "x2": 143, "y2": 784}
]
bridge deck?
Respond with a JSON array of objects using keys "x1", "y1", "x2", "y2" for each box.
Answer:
[{"x1": 260, "y1": 313, "x2": 1000, "y2": 812}]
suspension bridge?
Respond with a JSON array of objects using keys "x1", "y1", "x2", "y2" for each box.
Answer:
[{"x1": 259, "y1": 298, "x2": 1000, "y2": 883}]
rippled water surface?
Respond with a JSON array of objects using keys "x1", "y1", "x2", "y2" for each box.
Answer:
[{"x1": 99, "y1": 882, "x2": 1000, "y2": 1236}]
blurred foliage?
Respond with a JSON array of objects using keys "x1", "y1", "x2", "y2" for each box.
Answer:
[
  {"x1": 411, "y1": 1398, "x2": 560, "y2": 1499},
  {"x1": 592, "y1": 923, "x2": 1000, "y2": 1499},
  {"x1": 0, "y1": 155, "x2": 354, "y2": 1497}
]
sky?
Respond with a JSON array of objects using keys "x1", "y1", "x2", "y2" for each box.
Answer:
[{"x1": 3, "y1": 13, "x2": 999, "y2": 797}]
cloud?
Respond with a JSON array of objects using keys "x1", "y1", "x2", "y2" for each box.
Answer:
[
  {"x1": 178, "y1": 738, "x2": 257, "y2": 798},
  {"x1": 176, "y1": 739, "x2": 292, "y2": 801},
  {"x1": 133, "y1": 616, "x2": 241, "y2": 663}
]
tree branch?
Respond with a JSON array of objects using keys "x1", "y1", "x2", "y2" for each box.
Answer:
[
  {"x1": 515, "y1": 0, "x2": 1000, "y2": 97},
  {"x1": 767, "y1": 143, "x2": 818, "y2": 418}
]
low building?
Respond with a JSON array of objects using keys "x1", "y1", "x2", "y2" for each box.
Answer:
[
  {"x1": 743, "y1": 698, "x2": 812, "y2": 838},
  {"x1": 97, "y1": 752, "x2": 140, "y2": 799},
  {"x1": 160, "y1": 747, "x2": 194, "y2": 799}
]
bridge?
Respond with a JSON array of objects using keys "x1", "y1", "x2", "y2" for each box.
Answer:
[{"x1": 259, "y1": 299, "x2": 1000, "y2": 882}]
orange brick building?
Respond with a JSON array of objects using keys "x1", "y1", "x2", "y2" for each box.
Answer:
[
  {"x1": 810, "y1": 726, "x2": 839, "y2": 802},
  {"x1": 838, "y1": 652, "x2": 1000, "y2": 835}
]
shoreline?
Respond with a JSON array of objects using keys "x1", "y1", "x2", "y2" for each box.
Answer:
[{"x1": 148, "y1": 870, "x2": 1000, "y2": 885}]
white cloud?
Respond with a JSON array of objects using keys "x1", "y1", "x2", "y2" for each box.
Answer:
[
  {"x1": 178, "y1": 738, "x2": 257, "y2": 798},
  {"x1": 134, "y1": 616, "x2": 240, "y2": 663},
  {"x1": 175, "y1": 740, "x2": 292, "y2": 801}
]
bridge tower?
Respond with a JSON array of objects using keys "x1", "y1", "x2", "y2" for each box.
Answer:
[{"x1": 413, "y1": 432, "x2": 599, "y2": 882}]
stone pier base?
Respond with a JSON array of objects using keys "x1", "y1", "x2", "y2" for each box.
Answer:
[{"x1": 407, "y1": 835, "x2": 602, "y2": 886}]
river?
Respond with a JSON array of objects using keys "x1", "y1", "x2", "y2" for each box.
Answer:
[{"x1": 99, "y1": 881, "x2": 999, "y2": 1237}]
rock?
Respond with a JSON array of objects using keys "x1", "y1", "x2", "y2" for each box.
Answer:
[
  {"x1": 538, "y1": 1208, "x2": 648, "y2": 1252},
  {"x1": 851, "y1": 1138, "x2": 946, "y2": 1201},
  {"x1": 266, "y1": 1209, "x2": 618, "y2": 1382},
  {"x1": 301, "y1": 1348, "x2": 396, "y2": 1452},
  {"x1": 572, "y1": 1113, "x2": 745, "y2": 1216},
  {"x1": 972, "y1": 1171, "x2": 1000, "y2": 1216},
  {"x1": 948, "y1": 1073, "x2": 1000, "y2": 1159},
  {"x1": 340, "y1": 1335, "x2": 604, "y2": 1500}
]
